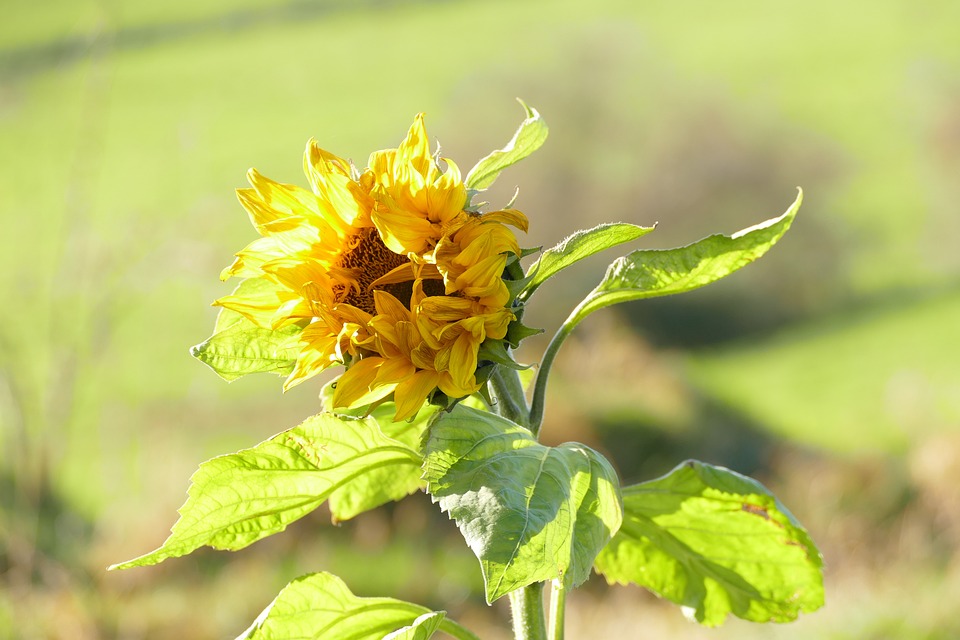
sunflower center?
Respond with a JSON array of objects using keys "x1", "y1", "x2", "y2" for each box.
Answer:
[{"x1": 333, "y1": 228, "x2": 444, "y2": 314}]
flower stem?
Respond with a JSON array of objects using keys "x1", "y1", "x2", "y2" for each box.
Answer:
[
  {"x1": 547, "y1": 580, "x2": 566, "y2": 640},
  {"x1": 509, "y1": 582, "x2": 547, "y2": 640},
  {"x1": 489, "y1": 363, "x2": 530, "y2": 428},
  {"x1": 488, "y1": 366, "x2": 546, "y2": 640}
]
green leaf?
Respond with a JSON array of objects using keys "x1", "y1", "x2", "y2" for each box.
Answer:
[
  {"x1": 464, "y1": 99, "x2": 548, "y2": 190},
  {"x1": 382, "y1": 612, "x2": 447, "y2": 640},
  {"x1": 521, "y1": 223, "x2": 655, "y2": 301},
  {"x1": 569, "y1": 189, "x2": 802, "y2": 327},
  {"x1": 423, "y1": 405, "x2": 623, "y2": 603},
  {"x1": 190, "y1": 318, "x2": 300, "y2": 381},
  {"x1": 594, "y1": 460, "x2": 824, "y2": 626},
  {"x1": 191, "y1": 279, "x2": 302, "y2": 381},
  {"x1": 236, "y1": 572, "x2": 452, "y2": 640},
  {"x1": 110, "y1": 413, "x2": 423, "y2": 570},
  {"x1": 477, "y1": 338, "x2": 532, "y2": 370},
  {"x1": 327, "y1": 403, "x2": 436, "y2": 522}
]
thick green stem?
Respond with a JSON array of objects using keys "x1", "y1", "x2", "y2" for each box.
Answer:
[
  {"x1": 488, "y1": 364, "x2": 530, "y2": 428},
  {"x1": 488, "y1": 366, "x2": 545, "y2": 640},
  {"x1": 509, "y1": 582, "x2": 547, "y2": 640},
  {"x1": 547, "y1": 580, "x2": 566, "y2": 640}
]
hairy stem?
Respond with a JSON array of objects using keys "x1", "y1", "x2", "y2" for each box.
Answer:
[
  {"x1": 489, "y1": 366, "x2": 546, "y2": 640},
  {"x1": 547, "y1": 580, "x2": 566, "y2": 640},
  {"x1": 509, "y1": 582, "x2": 547, "y2": 640},
  {"x1": 488, "y1": 363, "x2": 530, "y2": 428}
]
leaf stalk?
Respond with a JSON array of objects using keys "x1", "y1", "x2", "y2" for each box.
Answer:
[{"x1": 529, "y1": 308, "x2": 582, "y2": 435}]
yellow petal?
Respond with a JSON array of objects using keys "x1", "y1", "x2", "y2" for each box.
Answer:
[
  {"x1": 436, "y1": 369, "x2": 480, "y2": 399},
  {"x1": 373, "y1": 289, "x2": 412, "y2": 320},
  {"x1": 369, "y1": 262, "x2": 417, "y2": 289},
  {"x1": 395, "y1": 114, "x2": 432, "y2": 177},
  {"x1": 393, "y1": 370, "x2": 440, "y2": 422},
  {"x1": 332, "y1": 357, "x2": 386, "y2": 408},
  {"x1": 426, "y1": 158, "x2": 467, "y2": 224},
  {"x1": 448, "y1": 331, "x2": 479, "y2": 391},
  {"x1": 482, "y1": 208, "x2": 529, "y2": 232},
  {"x1": 370, "y1": 201, "x2": 435, "y2": 255},
  {"x1": 284, "y1": 326, "x2": 340, "y2": 390}
]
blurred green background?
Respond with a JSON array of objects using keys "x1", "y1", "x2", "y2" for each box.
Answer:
[{"x1": 2, "y1": 1, "x2": 959, "y2": 638}]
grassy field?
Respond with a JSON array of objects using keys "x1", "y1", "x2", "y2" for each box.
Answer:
[{"x1": 2, "y1": 1, "x2": 959, "y2": 637}]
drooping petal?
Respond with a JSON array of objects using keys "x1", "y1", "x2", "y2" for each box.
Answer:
[
  {"x1": 393, "y1": 370, "x2": 441, "y2": 421},
  {"x1": 482, "y1": 208, "x2": 529, "y2": 232},
  {"x1": 331, "y1": 357, "x2": 386, "y2": 408}
]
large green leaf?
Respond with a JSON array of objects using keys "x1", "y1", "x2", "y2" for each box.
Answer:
[
  {"x1": 568, "y1": 189, "x2": 802, "y2": 327},
  {"x1": 594, "y1": 460, "x2": 824, "y2": 626},
  {"x1": 423, "y1": 405, "x2": 622, "y2": 602},
  {"x1": 191, "y1": 278, "x2": 302, "y2": 381},
  {"x1": 236, "y1": 573, "x2": 474, "y2": 640},
  {"x1": 110, "y1": 413, "x2": 423, "y2": 570},
  {"x1": 464, "y1": 100, "x2": 548, "y2": 190},
  {"x1": 520, "y1": 223, "x2": 654, "y2": 301},
  {"x1": 327, "y1": 401, "x2": 437, "y2": 522}
]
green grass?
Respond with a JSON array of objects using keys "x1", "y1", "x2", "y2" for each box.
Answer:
[{"x1": 688, "y1": 290, "x2": 960, "y2": 454}]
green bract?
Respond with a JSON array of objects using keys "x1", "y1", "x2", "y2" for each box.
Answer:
[
  {"x1": 594, "y1": 461, "x2": 824, "y2": 626},
  {"x1": 423, "y1": 405, "x2": 623, "y2": 602},
  {"x1": 465, "y1": 99, "x2": 548, "y2": 191}
]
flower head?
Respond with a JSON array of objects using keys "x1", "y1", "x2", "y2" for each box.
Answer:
[{"x1": 216, "y1": 115, "x2": 529, "y2": 420}]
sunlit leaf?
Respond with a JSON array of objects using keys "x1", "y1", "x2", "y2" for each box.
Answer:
[
  {"x1": 568, "y1": 189, "x2": 802, "y2": 327},
  {"x1": 236, "y1": 573, "x2": 457, "y2": 640},
  {"x1": 594, "y1": 460, "x2": 824, "y2": 626},
  {"x1": 191, "y1": 279, "x2": 301, "y2": 381},
  {"x1": 110, "y1": 413, "x2": 423, "y2": 570},
  {"x1": 381, "y1": 612, "x2": 447, "y2": 640},
  {"x1": 464, "y1": 100, "x2": 548, "y2": 190},
  {"x1": 190, "y1": 317, "x2": 300, "y2": 381},
  {"x1": 212, "y1": 278, "x2": 282, "y2": 332},
  {"x1": 521, "y1": 223, "x2": 654, "y2": 301},
  {"x1": 423, "y1": 405, "x2": 622, "y2": 602},
  {"x1": 327, "y1": 403, "x2": 435, "y2": 522}
]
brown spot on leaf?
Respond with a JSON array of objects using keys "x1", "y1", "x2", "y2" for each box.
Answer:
[{"x1": 742, "y1": 503, "x2": 771, "y2": 520}]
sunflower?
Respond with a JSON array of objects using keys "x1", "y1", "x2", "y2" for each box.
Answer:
[{"x1": 215, "y1": 115, "x2": 529, "y2": 420}]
